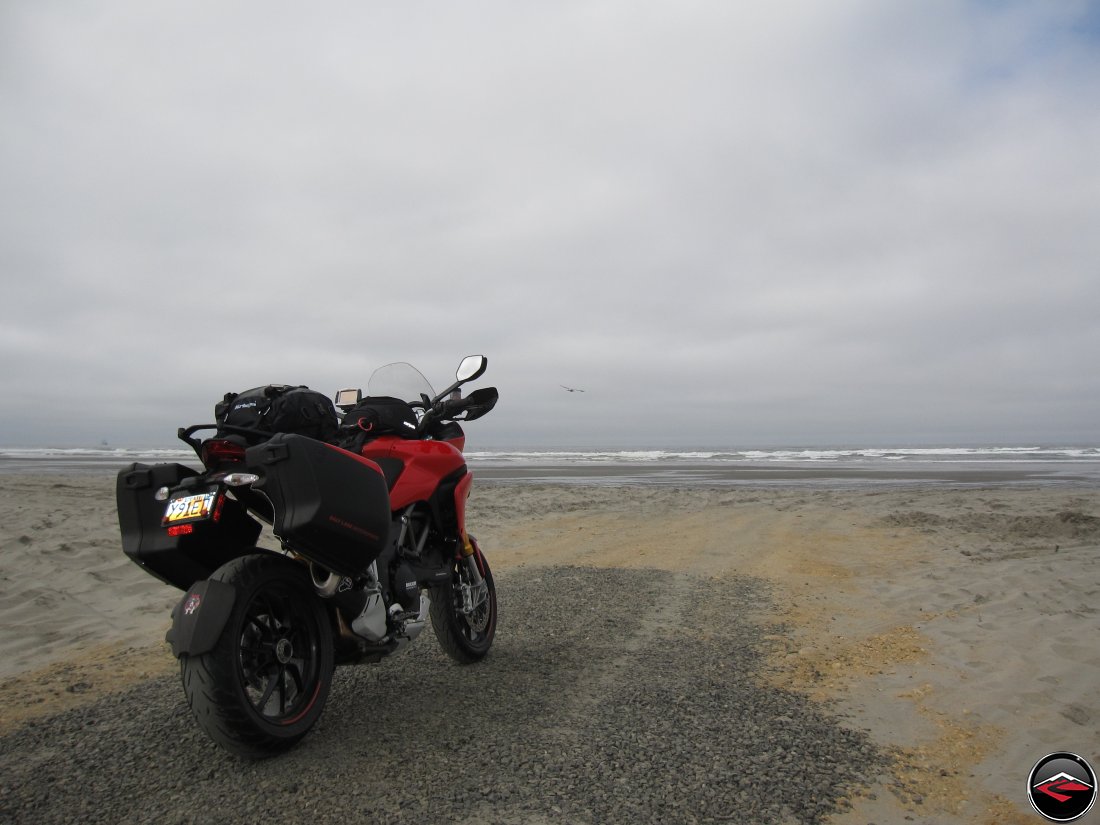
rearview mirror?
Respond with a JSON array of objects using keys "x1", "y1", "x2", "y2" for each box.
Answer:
[{"x1": 456, "y1": 355, "x2": 487, "y2": 383}]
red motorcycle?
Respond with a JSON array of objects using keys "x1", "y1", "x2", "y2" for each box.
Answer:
[{"x1": 116, "y1": 356, "x2": 499, "y2": 758}]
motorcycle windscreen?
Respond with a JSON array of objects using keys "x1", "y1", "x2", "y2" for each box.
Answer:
[{"x1": 246, "y1": 434, "x2": 391, "y2": 577}]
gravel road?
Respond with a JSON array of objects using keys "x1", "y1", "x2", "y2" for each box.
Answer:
[{"x1": 0, "y1": 566, "x2": 884, "y2": 824}]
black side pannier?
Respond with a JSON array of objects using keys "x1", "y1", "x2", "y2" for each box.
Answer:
[
  {"x1": 246, "y1": 434, "x2": 391, "y2": 576},
  {"x1": 337, "y1": 396, "x2": 418, "y2": 452},
  {"x1": 216, "y1": 385, "x2": 339, "y2": 444},
  {"x1": 117, "y1": 462, "x2": 262, "y2": 590}
]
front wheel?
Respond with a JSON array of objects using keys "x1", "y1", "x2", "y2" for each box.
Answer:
[
  {"x1": 180, "y1": 553, "x2": 334, "y2": 758},
  {"x1": 430, "y1": 545, "x2": 497, "y2": 663}
]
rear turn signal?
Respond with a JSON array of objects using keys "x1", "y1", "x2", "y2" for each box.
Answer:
[
  {"x1": 201, "y1": 439, "x2": 246, "y2": 467},
  {"x1": 222, "y1": 472, "x2": 260, "y2": 487}
]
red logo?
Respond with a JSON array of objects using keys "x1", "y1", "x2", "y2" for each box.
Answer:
[
  {"x1": 1036, "y1": 773, "x2": 1093, "y2": 803},
  {"x1": 1028, "y1": 753, "x2": 1096, "y2": 822},
  {"x1": 183, "y1": 594, "x2": 201, "y2": 615}
]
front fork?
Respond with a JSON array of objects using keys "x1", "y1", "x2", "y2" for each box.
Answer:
[
  {"x1": 454, "y1": 472, "x2": 488, "y2": 613},
  {"x1": 459, "y1": 536, "x2": 489, "y2": 613}
]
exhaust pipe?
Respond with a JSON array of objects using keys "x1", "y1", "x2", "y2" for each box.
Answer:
[
  {"x1": 311, "y1": 560, "x2": 388, "y2": 642},
  {"x1": 310, "y1": 563, "x2": 343, "y2": 598}
]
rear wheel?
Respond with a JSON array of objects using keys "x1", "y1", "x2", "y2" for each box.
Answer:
[
  {"x1": 430, "y1": 545, "x2": 497, "y2": 663},
  {"x1": 180, "y1": 553, "x2": 334, "y2": 758}
]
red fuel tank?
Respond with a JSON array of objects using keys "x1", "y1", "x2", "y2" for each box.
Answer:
[{"x1": 360, "y1": 436, "x2": 466, "y2": 510}]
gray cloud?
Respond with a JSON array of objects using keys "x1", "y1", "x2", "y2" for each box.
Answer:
[{"x1": 2, "y1": 1, "x2": 1098, "y2": 448}]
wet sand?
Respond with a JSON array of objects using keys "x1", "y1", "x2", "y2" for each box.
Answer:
[{"x1": 473, "y1": 460, "x2": 1082, "y2": 485}]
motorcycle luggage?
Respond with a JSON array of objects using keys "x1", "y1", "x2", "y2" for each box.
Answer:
[
  {"x1": 246, "y1": 433, "x2": 391, "y2": 577},
  {"x1": 337, "y1": 396, "x2": 419, "y2": 453},
  {"x1": 340, "y1": 396, "x2": 418, "y2": 436},
  {"x1": 215, "y1": 385, "x2": 289, "y2": 443},
  {"x1": 267, "y1": 387, "x2": 340, "y2": 443},
  {"x1": 216, "y1": 385, "x2": 339, "y2": 444},
  {"x1": 117, "y1": 462, "x2": 263, "y2": 590}
]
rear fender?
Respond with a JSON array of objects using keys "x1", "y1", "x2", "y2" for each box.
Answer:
[{"x1": 165, "y1": 579, "x2": 237, "y2": 658}]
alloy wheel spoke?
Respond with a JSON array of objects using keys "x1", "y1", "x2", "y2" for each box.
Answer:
[
  {"x1": 246, "y1": 614, "x2": 272, "y2": 638},
  {"x1": 240, "y1": 638, "x2": 272, "y2": 657},
  {"x1": 256, "y1": 666, "x2": 280, "y2": 712},
  {"x1": 286, "y1": 659, "x2": 306, "y2": 695},
  {"x1": 258, "y1": 595, "x2": 285, "y2": 632}
]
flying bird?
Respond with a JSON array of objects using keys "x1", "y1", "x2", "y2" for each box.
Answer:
[{"x1": 560, "y1": 385, "x2": 586, "y2": 393}]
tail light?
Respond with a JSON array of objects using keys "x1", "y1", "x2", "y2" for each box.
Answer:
[{"x1": 201, "y1": 438, "x2": 246, "y2": 467}]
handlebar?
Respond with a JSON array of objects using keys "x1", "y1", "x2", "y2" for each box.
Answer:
[
  {"x1": 416, "y1": 387, "x2": 498, "y2": 434},
  {"x1": 413, "y1": 397, "x2": 464, "y2": 436}
]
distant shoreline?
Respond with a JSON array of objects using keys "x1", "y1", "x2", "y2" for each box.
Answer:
[{"x1": 2, "y1": 452, "x2": 1097, "y2": 487}]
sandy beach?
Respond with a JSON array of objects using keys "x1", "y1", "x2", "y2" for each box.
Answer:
[{"x1": 1, "y1": 471, "x2": 1098, "y2": 823}]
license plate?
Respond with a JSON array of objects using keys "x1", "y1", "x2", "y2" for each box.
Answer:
[{"x1": 162, "y1": 491, "x2": 217, "y2": 526}]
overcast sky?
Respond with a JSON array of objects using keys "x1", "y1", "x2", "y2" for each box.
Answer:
[{"x1": 2, "y1": 2, "x2": 1098, "y2": 449}]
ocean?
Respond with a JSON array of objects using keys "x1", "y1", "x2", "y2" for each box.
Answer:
[{"x1": 2, "y1": 445, "x2": 1099, "y2": 486}]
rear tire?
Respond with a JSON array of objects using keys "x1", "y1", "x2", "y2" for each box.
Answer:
[
  {"x1": 180, "y1": 553, "x2": 334, "y2": 758},
  {"x1": 430, "y1": 546, "x2": 497, "y2": 663}
]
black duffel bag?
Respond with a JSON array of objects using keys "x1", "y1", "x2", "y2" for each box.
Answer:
[
  {"x1": 336, "y1": 396, "x2": 419, "y2": 452},
  {"x1": 215, "y1": 385, "x2": 339, "y2": 444}
]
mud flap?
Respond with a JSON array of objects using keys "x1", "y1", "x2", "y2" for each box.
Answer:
[{"x1": 166, "y1": 579, "x2": 237, "y2": 658}]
